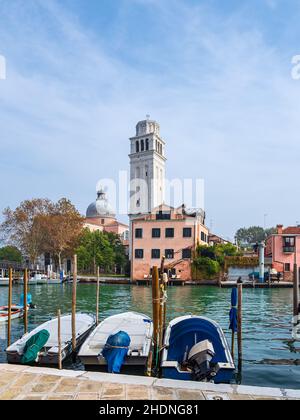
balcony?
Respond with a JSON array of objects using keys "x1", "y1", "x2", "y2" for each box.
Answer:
[{"x1": 283, "y1": 246, "x2": 295, "y2": 253}]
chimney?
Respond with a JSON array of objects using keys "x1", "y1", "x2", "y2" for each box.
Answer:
[{"x1": 277, "y1": 224, "x2": 283, "y2": 235}]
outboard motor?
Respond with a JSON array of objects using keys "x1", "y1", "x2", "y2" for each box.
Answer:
[{"x1": 187, "y1": 340, "x2": 216, "y2": 382}]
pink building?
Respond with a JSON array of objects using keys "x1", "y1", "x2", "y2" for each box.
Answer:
[
  {"x1": 266, "y1": 224, "x2": 300, "y2": 282},
  {"x1": 131, "y1": 204, "x2": 209, "y2": 282}
]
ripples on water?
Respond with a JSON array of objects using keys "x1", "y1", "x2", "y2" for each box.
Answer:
[{"x1": 0, "y1": 284, "x2": 299, "y2": 389}]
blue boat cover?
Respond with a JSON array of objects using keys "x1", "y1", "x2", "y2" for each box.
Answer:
[
  {"x1": 102, "y1": 331, "x2": 131, "y2": 374},
  {"x1": 229, "y1": 288, "x2": 238, "y2": 333}
]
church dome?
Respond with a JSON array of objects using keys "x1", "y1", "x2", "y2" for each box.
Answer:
[{"x1": 86, "y1": 189, "x2": 116, "y2": 219}]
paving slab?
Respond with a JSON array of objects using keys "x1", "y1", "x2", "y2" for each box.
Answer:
[{"x1": 0, "y1": 364, "x2": 298, "y2": 401}]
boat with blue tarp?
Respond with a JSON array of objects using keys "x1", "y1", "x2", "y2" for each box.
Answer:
[
  {"x1": 161, "y1": 315, "x2": 235, "y2": 383},
  {"x1": 78, "y1": 312, "x2": 153, "y2": 373}
]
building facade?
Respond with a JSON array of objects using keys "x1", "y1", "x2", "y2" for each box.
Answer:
[
  {"x1": 266, "y1": 224, "x2": 300, "y2": 282},
  {"x1": 131, "y1": 204, "x2": 209, "y2": 281}
]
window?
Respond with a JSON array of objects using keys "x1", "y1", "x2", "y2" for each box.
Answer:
[
  {"x1": 165, "y1": 228, "x2": 174, "y2": 238},
  {"x1": 283, "y1": 237, "x2": 295, "y2": 253},
  {"x1": 156, "y1": 211, "x2": 171, "y2": 220},
  {"x1": 285, "y1": 263, "x2": 291, "y2": 272},
  {"x1": 146, "y1": 139, "x2": 149, "y2": 151},
  {"x1": 152, "y1": 249, "x2": 160, "y2": 259},
  {"x1": 136, "y1": 141, "x2": 139, "y2": 153},
  {"x1": 201, "y1": 231, "x2": 205, "y2": 241},
  {"x1": 182, "y1": 248, "x2": 192, "y2": 259},
  {"x1": 101, "y1": 219, "x2": 105, "y2": 225},
  {"x1": 152, "y1": 228, "x2": 161, "y2": 238},
  {"x1": 284, "y1": 237, "x2": 295, "y2": 247},
  {"x1": 165, "y1": 249, "x2": 174, "y2": 259},
  {"x1": 183, "y1": 227, "x2": 192, "y2": 238},
  {"x1": 135, "y1": 229, "x2": 143, "y2": 239},
  {"x1": 135, "y1": 249, "x2": 144, "y2": 259},
  {"x1": 141, "y1": 139, "x2": 145, "y2": 152}
]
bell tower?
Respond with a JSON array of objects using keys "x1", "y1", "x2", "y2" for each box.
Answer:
[{"x1": 129, "y1": 117, "x2": 166, "y2": 215}]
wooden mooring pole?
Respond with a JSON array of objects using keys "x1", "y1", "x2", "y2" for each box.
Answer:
[
  {"x1": 96, "y1": 266, "x2": 100, "y2": 326},
  {"x1": 231, "y1": 330, "x2": 235, "y2": 360},
  {"x1": 7, "y1": 268, "x2": 13, "y2": 347},
  {"x1": 72, "y1": 255, "x2": 77, "y2": 353},
  {"x1": 152, "y1": 266, "x2": 160, "y2": 367},
  {"x1": 159, "y1": 257, "x2": 165, "y2": 349},
  {"x1": 23, "y1": 268, "x2": 28, "y2": 334},
  {"x1": 293, "y1": 244, "x2": 299, "y2": 325},
  {"x1": 57, "y1": 309, "x2": 62, "y2": 370},
  {"x1": 237, "y1": 283, "x2": 243, "y2": 368}
]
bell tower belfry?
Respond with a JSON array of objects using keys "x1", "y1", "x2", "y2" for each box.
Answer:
[{"x1": 129, "y1": 118, "x2": 166, "y2": 215}]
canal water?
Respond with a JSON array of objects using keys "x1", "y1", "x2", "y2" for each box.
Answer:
[{"x1": 0, "y1": 284, "x2": 299, "y2": 390}]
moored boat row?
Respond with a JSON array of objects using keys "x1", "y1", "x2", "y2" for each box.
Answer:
[{"x1": 5, "y1": 310, "x2": 235, "y2": 384}]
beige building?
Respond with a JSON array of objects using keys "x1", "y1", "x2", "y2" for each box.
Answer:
[{"x1": 131, "y1": 204, "x2": 209, "y2": 282}]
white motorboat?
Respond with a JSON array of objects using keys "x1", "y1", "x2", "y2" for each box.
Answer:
[
  {"x1": 20, "y1": 272, "x2": 48, "y2": 285},
  {"x1": 78, "y1": 312, "x2": 153, "y2": 372},
  {"x1": 6, "y1": 313, "x2": 96, "y2": 365},
  {"x1": 0, "y1": 269, "x2": 10, "y2": 286},
  {"x1": 0, "y1": 277, "x2": 9, "y2": 287}
]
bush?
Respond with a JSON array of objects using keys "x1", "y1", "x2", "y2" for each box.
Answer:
[{"x1": 193, "y1": 256, "x2": 220, "y2": 277}]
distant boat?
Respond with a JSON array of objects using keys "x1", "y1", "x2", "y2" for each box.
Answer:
[
  {"x1": 6, "y1": 313, "x2": 95, "y2": 365},
  {"x1": 0, "y1": 277, "x2": 10, "y2": 287},
  {"x1": 19, "y1": 276, "x2": 38, "y2": 286},
  {"x1": 78, "y1": 312, "x2": 153, "y2": 372},
  {"x1": 0, "y1": 306, "x2": 24, "y2": 323},
  {"x1": 161, "y1": 315, "x2": 235, "y2": 384}
]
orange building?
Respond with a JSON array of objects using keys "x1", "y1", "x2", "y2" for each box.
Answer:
[{"x1": 131, "y1": 204, "x2": 209, "y2": 282}]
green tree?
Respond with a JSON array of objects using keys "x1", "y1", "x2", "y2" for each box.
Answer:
[
  {"x1": 76, "y1": 229, "x2": 127, "y2": 275},
  {"x1": 193, "y1": 243, "x2": 241, "y2": 278},
  {"x1": 0, "y1": 246, "x2": 22, "y2": 262},
  {"x1": 235, "y1": 226, "x2": 276, "y2": 245},
  {"x1": 193, "y1": 256, "x2": 220, "y2": 277}
]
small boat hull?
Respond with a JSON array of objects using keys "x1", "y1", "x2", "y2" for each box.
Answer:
[
  {"x1": 6, "y1": 313, "x2": 96, "y2": 365},
  {"x1": 161, "y1": 316, "x2": 235, "y2": 384},
  {"x1": 78, "y1": 312, "x2": 153, "y2": 371}
]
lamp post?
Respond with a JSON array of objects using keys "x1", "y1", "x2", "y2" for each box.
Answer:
[{"x1": 293, "y1": 238, "x2": 299, "y2": 325}]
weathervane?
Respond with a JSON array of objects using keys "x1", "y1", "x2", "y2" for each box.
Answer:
[{"x1": 146, "y1": 114, "x2": 150, "y2": 120}]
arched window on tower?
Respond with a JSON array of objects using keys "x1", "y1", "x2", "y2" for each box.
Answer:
[
  {"x1": 136, "y1": 141, "x2": 140, "y2": 153},
  {"x1": 141, "y1": 139, "x2": 145, "y2": 152},
  {"x1": 146, "y1": 139, "x2": 149, "y2": 151}
]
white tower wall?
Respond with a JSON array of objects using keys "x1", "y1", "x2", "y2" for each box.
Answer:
[{"x1": 129, "y1": 119, "x2": 166, "y2": 215}]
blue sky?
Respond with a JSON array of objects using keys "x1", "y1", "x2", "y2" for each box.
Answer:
[{"x1": 1, "y1": 0, "x2": 300, "y2": 240}]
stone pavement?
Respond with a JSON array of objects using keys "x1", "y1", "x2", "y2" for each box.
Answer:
[{"x1": 0, "y1": 364, "x2": 299, "y2": 400}]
